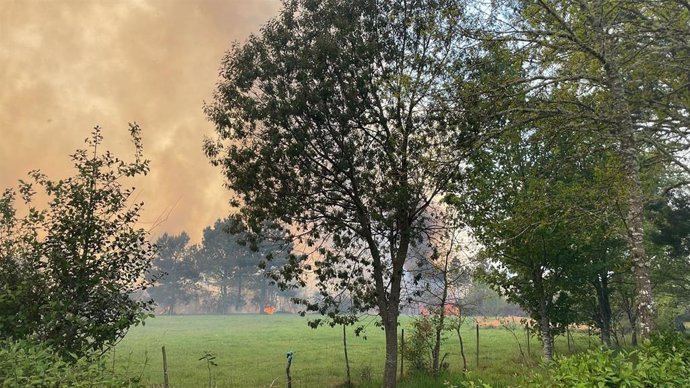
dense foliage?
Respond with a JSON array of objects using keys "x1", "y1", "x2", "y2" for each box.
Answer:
[
  {"x1": 480, "y1": 0, "x2": 690, "y2": 339},
  {"x1": 0, "y1": 125, "x2": 155, "y2": 358},
  {"x1": 531, "y1": 333, "x2": 690, "y2": 387},
  {"x1": 453, "y1": 128, "x2": 630, "y2": 358}
]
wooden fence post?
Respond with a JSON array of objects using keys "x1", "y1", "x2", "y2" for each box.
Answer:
[
  {"x1": 400, "y1": 328, "x2": 404, "y2": 379},
  {"x1": 526, "y1": 327, "x2": 531, "y2": 357},
  {"x1": 162, "y1": 346, "x2": 169, "y2": 388},
  {"x1": 286, "y1": 351, "x2": 293, "y2": 388},
  {"x1": 588, "y1": 326, "x2": 592, "y2": 348}
]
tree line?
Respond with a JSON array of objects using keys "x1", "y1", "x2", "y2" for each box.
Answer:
[{"x1": 148, "y1": 218, "x2": 295, "y2": 315}]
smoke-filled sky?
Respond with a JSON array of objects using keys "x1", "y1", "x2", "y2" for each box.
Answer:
[{"x1": 0, "y1": 0, "x2": 281, "y2": 242}]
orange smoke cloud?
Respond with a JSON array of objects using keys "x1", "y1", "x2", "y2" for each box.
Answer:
[{"x1": 0, "y1": 0, "x2": 281, "y2": 242}]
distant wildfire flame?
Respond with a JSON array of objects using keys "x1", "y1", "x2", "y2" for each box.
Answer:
[{"x1": 263, "y1": 306, "x2": 276, "y2": 315}]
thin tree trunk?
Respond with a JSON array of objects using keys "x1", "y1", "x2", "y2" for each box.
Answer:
[
  {"x1": 432, "y1": 252, "x2": 450, "y2": 377},
  {"x1": 630, "y1": 315, "x2": 638, "y2": 346},
  {"x1": 235, "y1": 277, "x2": 243, "y2": 312},
  {"x1": 382, "y1": 222, "x2": 409, "y2": 388},
  {"x1": 594, "y1": 275, "x2": 612, "y2": 347},
  {"x1": 259, "y1": 281, "x2": 267, "y2": 314},
  {"x1": 219, "y1": 285, "x2": 226, "y2": 314},
  {"x1": 621, "y1": 326, "x2": 628, "y2": 346},
  {"x1": 617, "y1": 278, "x2": 638, "y2": 346},
  {"x1": 456, "y1": 328, "x2": 467, "y2": 371},
  {"x1": 533, "y1": 267, "x2": 553, "y2": 361},
  {"x1": 343, "y1": 324, "x2": 351, "y2": 387},
  {"x1": 612, "y1": 326, "x2": 621, "y2": 347},
  {"x1": 432, "y1": 326, "x2": 442, "y2": 376}
]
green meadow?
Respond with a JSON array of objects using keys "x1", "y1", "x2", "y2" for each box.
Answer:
[{"x1": 112, "y1": 314, "x2": 592, "y2": 387}]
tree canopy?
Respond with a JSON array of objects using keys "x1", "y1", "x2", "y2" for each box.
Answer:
[
  {"x1": 480, "y1": 0, "x2": 690, "y2": 338},
  {"x1": 203, "y1": 0, "x2": 511, "y2": 385}
]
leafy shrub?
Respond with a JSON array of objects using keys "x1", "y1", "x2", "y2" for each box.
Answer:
[
  {"x1": 0, "y1": 126, "x2": 155, "y2": 358},
  {"x1": 0, "y1": 339, "x2": 143, "y2": 388},
  {"x1": 647, "y1": 330, "x2": 690, "y2": 361},
  {"x1": 531, "y1": 334, "x2": 690, "y2": 387},
  {"x1": 401, "y1": 317, "x2": 435, "y2": 374}
]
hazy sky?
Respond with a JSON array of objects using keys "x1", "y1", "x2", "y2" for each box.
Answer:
[{"x1": 0, "y1": 0, "x2": 281, "y2": 242}]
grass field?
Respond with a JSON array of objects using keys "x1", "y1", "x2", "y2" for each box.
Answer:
[{"x1": 112, "y1": 314, "x2": 593, "y2": 388}]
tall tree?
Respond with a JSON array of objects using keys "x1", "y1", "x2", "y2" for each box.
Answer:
[
  {"x1": 149, "y1": 232, "x2": 199, "y2": 315},
  {"x1": 452, "y1": 127, "x2": 627, "y2": 359},
  {"x1": 485, "y1": 0, "x2": 690, "y2": 339},
  {"x1": 199, "y1": 218, "x2": 257, "y2": 314},
  {"x1": 204, "y1": 1, "x2": 506, "y2": 385}
]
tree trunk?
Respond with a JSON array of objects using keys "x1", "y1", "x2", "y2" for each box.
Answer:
[
  {"x1": 605, "y1": 62, "x2": 655, "y2": 339},
  {"x1": 536, "y1": 275, "x2": 553, "y2": 361},
  {"x1": 432, "y1": 255, "x2": 450, "y2": 377},
  {"x1": 621, "y1": 131, "x2": 655, "y2": 339},
  {"x1": 629, "y1": 314, "x2": 638, "y2": 346},
  {"x1": 259, "y1": 281, "x2": 267, "y2": 314},
  {"x1": 456, "y1": 327, "x2": 467, "y2": 371},
  {"x1": 612, "y1": 326, "x2": 621, "y2": 347},
  {"x1": 432, "y1": 323, "x2": 442, "y2": 377},
  {"x1": 364, "y1": 203, "x2": 409, "y2": 388},
  {"x1": 594, "y1": 275, "x2": 612, "y2": 347},
  {"x1": 220, "y1": 284, "x2": 228, "y2": 314},
  {"x1": 383, "y1": 314, "x2": 398, "y2": 388},
  {"x1": 539, "y1": 308, "x2": 553, "y2": 362},
  {"x1": 617, "y1": 278, "x2": 638, "y2": 346},
  {"x1": 534, "y1": 268, "x2": 553, "y2": 361},
  {"x1": 343, "y1": 324, "x2": 351, "y2": 387},
  {"x1": 235, "y1": 277, "x2": 243, "y2": 312}
]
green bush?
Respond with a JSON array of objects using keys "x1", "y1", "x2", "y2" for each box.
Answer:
[
  {"x1": 531, "y1": 333, "x2": 690, "y2": 387},
  {"x1": 400, "y1": 316, "x2": 436, "y2": 374},
  {"x1": 0, "y1": 126, "x2": 155, "y2": 359},
  {"x1": 647, "y1": 330, "x2": 690, "y2": 361},
  {"x1": 0, "y1": 339, "x2": 143, "y2": 388}
]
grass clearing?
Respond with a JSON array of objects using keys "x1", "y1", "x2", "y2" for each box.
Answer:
[{"x1": 112, "y1": 314, "x2": 593, "y2": 387}]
